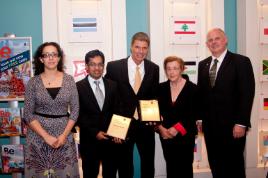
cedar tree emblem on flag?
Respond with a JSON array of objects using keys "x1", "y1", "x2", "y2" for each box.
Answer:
[{"x1": 174, "y1": 21, "x2": 196, "y2": 34}]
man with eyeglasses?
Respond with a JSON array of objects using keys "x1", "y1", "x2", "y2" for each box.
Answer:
[{"x1": 76, "y1": 49, "x2": 121, "y2": 178}]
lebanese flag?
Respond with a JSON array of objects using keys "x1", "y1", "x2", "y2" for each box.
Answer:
[
  {"x1": 171, "y1": 17, "x2": 200, "y2": 44},
  {"x1": 174, "y1": 20, "x2": 196, "y2": 34}
]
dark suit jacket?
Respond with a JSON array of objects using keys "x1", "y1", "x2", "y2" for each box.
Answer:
[
  {"x1": 197, "y1": 51, "x2": 255, "y2": 129},
  {"x1": 76, "y1": 76, "x2": 120, "y2": 147},
  {"x1": 105, "y1": 57, "x2": 159, "y2": 119}
]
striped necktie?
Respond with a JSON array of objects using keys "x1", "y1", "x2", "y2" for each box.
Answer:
[{"x1": 209, "y1": 59, "x2": 218, "y2": 87}]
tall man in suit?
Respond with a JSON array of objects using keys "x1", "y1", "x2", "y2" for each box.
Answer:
[
  {"x1": 105, "y1": 32, "x2": 159, "y2": 178},
  {"x1": 77, "y1": 49, "x2": 122, "y2": 178},
  {"x1": 197, "y1": 28, "x2": 255, "y2": 178}
]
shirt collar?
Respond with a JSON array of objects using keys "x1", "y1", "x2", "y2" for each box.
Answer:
[
  {"x1": 87, "y1": 75, "x2": 103, "y2": 86},
  {"x1": 128, "y1": 56, "x2": 144, "y2": 70},
  {"x1": 212, "y1": 49, "x2": 227, "y2": 64}
]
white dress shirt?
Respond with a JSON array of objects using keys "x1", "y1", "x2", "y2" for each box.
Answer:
[
  {"x1": 128, "y1": 56, "x2": 145, "y2": 88},
  {"x1": 87, "y1": 75, "x2": 105, "y2": 97},
  {"x1": 210, "y1": 49, "x2": 227, "y2": 75}
]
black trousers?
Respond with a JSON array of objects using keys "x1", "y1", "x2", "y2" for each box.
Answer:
[
  {"x1": 204, "y1": 125, "x2": 246, "y2": 178},
  {"x1": 128, "y1": 121, "x2": 155, "y2": 178},
  {"x1": 160, "y1": 134, "x2": 195, "y2": 178},
  {"x1": 80, "y1": 140, "x2": 101, "y2": 178},
  {"x1": 80, "y1": 140, "x2": 133, "y2": 178}
]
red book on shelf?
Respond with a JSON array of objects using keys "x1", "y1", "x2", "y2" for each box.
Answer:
[{"x1": 0, "y1": 108, "x2": 21, "y2": 136}]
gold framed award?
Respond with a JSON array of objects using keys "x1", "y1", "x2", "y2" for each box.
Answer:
[
  {"x1": 107, "y1": 114, "x2": 131, "y2": 140},
  {"x1": 139, "y1": 100, "x2": 161, "y2": 122}
]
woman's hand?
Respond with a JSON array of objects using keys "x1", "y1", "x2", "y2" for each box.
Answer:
[
  {"x1": 55, "y1": 133, "x2": 68, "y2": 148},
  {"x1": 43, "y1": 134, "x2": 58, "y2": 148},
  {"x1": 168, "y1": 127, "x2": 178, "y2": 137},
  {"x1": 158, "y1": 125, "x2": 173, "y2": 139}
]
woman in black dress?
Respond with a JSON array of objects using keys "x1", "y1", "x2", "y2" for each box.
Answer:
[{"x1": 157, "y1": 56, "x2": 198, "y2": 178}]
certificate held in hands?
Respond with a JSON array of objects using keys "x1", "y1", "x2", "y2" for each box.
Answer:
[
  {"x1": 107, "y1": 114, "x2": 131, "y2": 140},
  {"x1": 139, "y1": 100, "x2": 161, "y2": 122}
]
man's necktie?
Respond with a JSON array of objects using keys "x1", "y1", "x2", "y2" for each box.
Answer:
[
  {"x1": 133, "y1": 66, "x2": 141, "y2": 94},
  {"x1": 209, "y1": 59, "x2": 218, "y2": 87},
  {"x1": 94, "y1": 81, "x2": 104, "y2": 109},
  {"x1": 133, "y1": 66, "x2": 141, "y2": 119}
]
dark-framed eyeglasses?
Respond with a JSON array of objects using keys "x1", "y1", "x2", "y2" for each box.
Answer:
[
  {"x1": 41, "y1": 52, "x2": 59, "y2": 59},
  {"x1": 88, "y1": 63, "x2": 104, "y2": 68}
]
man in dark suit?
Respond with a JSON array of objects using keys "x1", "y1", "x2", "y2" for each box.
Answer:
[
  {"x1": 197, "y1": 28, "x2": 255, "y2": 178},
  {"x1": 105, "y1": 32, "x2": 159, "y2": 178},
  {"x1": 77, "y1": 49, "x2": 122, "y2": 178}
]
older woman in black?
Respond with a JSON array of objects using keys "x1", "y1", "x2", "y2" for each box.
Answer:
[{"x1": 157, "y1": 56, "x2": 198, "y2": 178}]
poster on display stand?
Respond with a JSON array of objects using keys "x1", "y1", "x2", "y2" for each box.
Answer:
[{"x1": 0, "y1": 37, "x2": 32, "y2": 101}]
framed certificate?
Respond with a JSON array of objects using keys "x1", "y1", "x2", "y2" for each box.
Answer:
[
  {"x1": 139, "y1": 100, "x2": 161, "y2": 122},
  {"x1": 107, "y1": 114, "x2": 131, "y2": 140}
]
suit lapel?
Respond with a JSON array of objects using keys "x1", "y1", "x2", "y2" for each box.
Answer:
[
  {"x1": 215, "y1": 51, "x2": 231, "y2": 86},
  {"x1": 137, "y1": 59, "x2": 150, "y2": 95},
  {"x1": 203, "y1": 57, "x2": 212, "y2": 87},
  {"x1": 102, "y1": 78, "x2": 109, "y2": 111},
  {"x1": 122, "y1": 58, "x2": 137, "y2": 95},
  {"x1": 121, "y1": 58, "x2": 130, "y2": 83}
]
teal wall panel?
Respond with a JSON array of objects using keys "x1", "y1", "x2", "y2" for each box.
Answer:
[
  {"x1": 126, "y1": 1, "x2": 149, "y2": 178},
  {"x1": 126, "y1": 0, "x2": 149, "y2": 55},
  {"x1": 0, "y1": 1, "x2": 42, "y2": 177},
  {"x1": 0, "y1": 0, "x2": 42, "y2": 52},
  {"x1": 224, "y1": 0, "x2": 237, "y2": 52}
]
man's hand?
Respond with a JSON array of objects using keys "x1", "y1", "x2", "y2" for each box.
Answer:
[
  {"x1": 233, "y1": 124, "x2": 246, "y2": 138},
  {"x1": 96, "y1": 131, "x2": 109, "y2": 140},
  {"x1": 112, "y1": 137, "x2": 123, "y2": 144}
]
